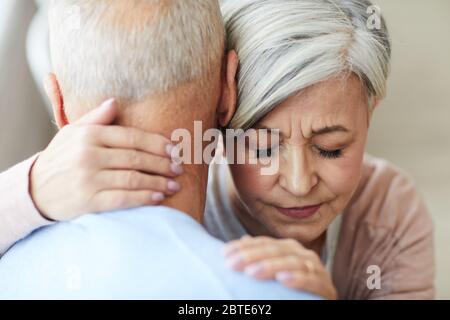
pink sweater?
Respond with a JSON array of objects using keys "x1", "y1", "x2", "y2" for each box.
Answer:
[
  {"x1": 0, "y1": 154, "x2": 435, "y2": 299},
  {"x1": 0, "y1": 155, "x2": 52, "y2": 253}
]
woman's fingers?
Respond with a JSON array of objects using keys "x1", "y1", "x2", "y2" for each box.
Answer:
[
  {"x1": 241, "y1": 255, "x2": 312, "y2": 280},
  {"x1": 30, "y1": 95, "x2": 186, "y2": 221},
  {"x1": 224, "y1": 237, "x2": 306, "y2": 258},
  {"x1": 90, "y1": 190, "x2": 167, "y2": 213},
  {"x1": 95, "y1": 170, "x2": 181, "y2": 195},
  {"x1": 74, "y1": 99, "x2": 119, "y2": 125},
  {"x1": 223, "y1": 236, "x2": 276, "y2": 256},
  {"x1": 276, "y1": 271, "x2": 338, "y2": 300},
  {"x1": 225, "y1": 243, "x2": 310, "y2": 271},
  {"x1": 275, "y1": 271, "x2": 312, "y2": 289},
  {"x1": 91, "y1": 125, "x2": 174, "y2": 158},
  {"x1": 96, "y1": 148, "x2": 183, "y2": 178},
  {"x1": 223, "y1": 236, "x2": 337, "y2": 300}
]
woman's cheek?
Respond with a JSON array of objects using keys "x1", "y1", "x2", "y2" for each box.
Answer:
[
  {"x1": 320, "y1": 148, "x2": 364, "y2": 198},
  {"x1": 229, "y1": 163, "x2": 275, "y2": 203}
]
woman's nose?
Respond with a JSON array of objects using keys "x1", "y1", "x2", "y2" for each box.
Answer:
[{"x1": 279, "y1": 146, "x2": 318, "y2": 197}]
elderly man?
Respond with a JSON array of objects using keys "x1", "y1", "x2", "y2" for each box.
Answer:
[{"x1": 0, "y1": 0, "x2": 314, "y2": 299}]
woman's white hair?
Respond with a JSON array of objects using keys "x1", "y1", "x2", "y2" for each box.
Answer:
[{"x1": 221, "y1": 0, "x2": 391, "y2": 130}]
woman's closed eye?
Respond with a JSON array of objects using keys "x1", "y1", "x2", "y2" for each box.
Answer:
[
  {"x1": 255, "y1": 145, "x2": 343, "y2": 159},
  {"x1": 314, "y1": 146, "x2": 343, "y2": 159},
  {"x1": 256, "y1": 146, "x2": 278, "y2": 159}
]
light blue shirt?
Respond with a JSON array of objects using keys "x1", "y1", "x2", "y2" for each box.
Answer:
[{"x1": 0, "y1": 206, "x2": 317, "y2": 300}]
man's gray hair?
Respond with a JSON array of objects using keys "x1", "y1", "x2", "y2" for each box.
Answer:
[{"x1": 49, "y1": 0, "x2": 225, "y2": 104}]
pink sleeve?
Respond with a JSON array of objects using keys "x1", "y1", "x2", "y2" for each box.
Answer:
[
  {"x1": 333, "y1": 156, "x2": 435, "y2": 300},
  {"x1": 0, "y1": 154, "x2": 53, "y2": 255}
]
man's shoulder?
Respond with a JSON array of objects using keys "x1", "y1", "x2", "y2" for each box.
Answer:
[
  {"x1": 40, "y1": 206, "x2": 201, "y2": 239},
  {"x1": 3, "y1": 206, "x2": 209, "y2": 268},
  {"x1": 0, "y1": 206, "x2": 225, "y2": 299},
  {"x1": 1, "y1": 207, "x2": 318, "y2": 299},
  {"x1": 77, "y1": 206, "x2": 197, "y2": 227}
]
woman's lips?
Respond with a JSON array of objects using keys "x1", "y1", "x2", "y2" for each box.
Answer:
[{"x1": 276, "y1": 204, "x2": 322, "y2": 219}]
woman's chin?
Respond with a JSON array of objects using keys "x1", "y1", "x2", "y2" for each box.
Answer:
[
  {"x1": 264, "y1": 206, "x2": 337, "y2": 243},
  {"x1": 265, "y1": 220, "x2": 325, "y2": 244}
]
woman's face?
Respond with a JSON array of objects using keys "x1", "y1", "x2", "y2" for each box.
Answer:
[{"x1": 228, "y1": 74, "x2": 371, "y2": 244}]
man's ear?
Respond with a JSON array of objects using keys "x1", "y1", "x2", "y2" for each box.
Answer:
[
  {"x1": 44, "y1": 73, "x2": 68, "y2": 128},
  {"x1": 218, "y1": 50, "x2": 239, "y2": 128}
]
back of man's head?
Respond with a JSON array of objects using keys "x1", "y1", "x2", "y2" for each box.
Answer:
[{"x1": 48, "y1": 0, "x2": 225, "y2": 127}]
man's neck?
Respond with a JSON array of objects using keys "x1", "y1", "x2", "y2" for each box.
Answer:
[
  {"x1": 161, "y1": 163, "x2": 209, "y2": 223},
  {"x1": 66, "y1": 81, "x2": 218, "y2": 223}
]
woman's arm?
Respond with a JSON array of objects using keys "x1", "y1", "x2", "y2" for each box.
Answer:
[
  {"x1": 366, "y1": 164, "x2": 434, "y2": 300},
  {"x1": 0, "y1": 154, "x2": 51, "y2": 255},
  {"x1": 335, "y1": 157, "x2": 435, "y2": 300},
  {"x1": 369, "y1": 186, "x2": 434, "y2": 300},
  {"x1": 0, "y1": 100, "x2": 183, "y2": 255}
]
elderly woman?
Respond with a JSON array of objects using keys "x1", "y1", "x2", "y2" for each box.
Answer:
[{"x1": 0, "y1": 0, "x2": 433, "y2": 299}]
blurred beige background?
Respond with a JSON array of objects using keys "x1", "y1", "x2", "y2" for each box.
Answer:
[
  {"x1": 0, "y1": 0, "x2": 53, "y2": 171},
  {"x1": 0, "y1": 0, "x2": 448, "y2": 298},
  {"x1": 368, "y1": 0, "x2": 450, "y2": 299}
]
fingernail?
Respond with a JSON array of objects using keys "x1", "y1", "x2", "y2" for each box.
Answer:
[
  {"x1": 276, "y1": 272, "x2": 294, "y2": 282},
  {"x1": 245, "y1": 263, "x2": 265, "y2": 276},
  {"x1": 169, "y1": 146, "x2": 183, "y2": 163},
  {"x1": 171, "y1": 163, "x2": 184, "y2": 175},
  {"x1": 100, "y1": 98, "x2": 116, "y2": 110},
  {"x1": 223, "y1": 244, "x2": 237, "y2": 256},
  {"x1": 152, "y1": 192, "x2": 165, "y2": 202},
  {"x1": 166, "y1": 144, "x2": 174, "y2": 157},
  {"x1": 167, "y1": 180, "x2": 181, "y2": 192},
  {"x1": 226, "y1": 255, "x2": 243, "y2": 269}
]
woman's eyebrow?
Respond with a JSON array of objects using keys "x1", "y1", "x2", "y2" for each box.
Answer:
[
  {"x1": 252, "y1": 124, "x2": 284, "y2": 140},
  {"x1": 312, "y1": 125, "x2": 349, "y2": 135},
  {"x1": 253, "y1": 125, "x2": 280, "y2": 133},
  {"x1": 253, "y1": 124, "x2": 350, "y2": 138}
]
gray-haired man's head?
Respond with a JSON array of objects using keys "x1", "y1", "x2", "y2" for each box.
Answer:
[{"x1": 48, "y1": 0, "x2": 229, "y2": 133}]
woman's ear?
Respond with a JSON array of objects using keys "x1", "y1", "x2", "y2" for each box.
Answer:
[
  {"x1": 372, "y1": 98, "x2": 381, "y2": 109},
  {"x1": 367, "y1": 98, "x2": 381, "y2": 128},
  {"x1": 218, "y1": 50, "x2": 239, "y2": 128},
  {"x1": 44, "y1": 73, "x2": 68, "y2": 128}
]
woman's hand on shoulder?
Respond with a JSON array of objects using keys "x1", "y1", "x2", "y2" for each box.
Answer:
[
  {"x1": 223, "y1": 235, "x2": 337, "y2": 300},
  {"x1": 31, "y1": 99, "x2": 184, "y2": 221}
]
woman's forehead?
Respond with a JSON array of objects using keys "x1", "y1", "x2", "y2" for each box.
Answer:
[{"x1": 257, "y1": 75, "x2": 368, "y2": 128}]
